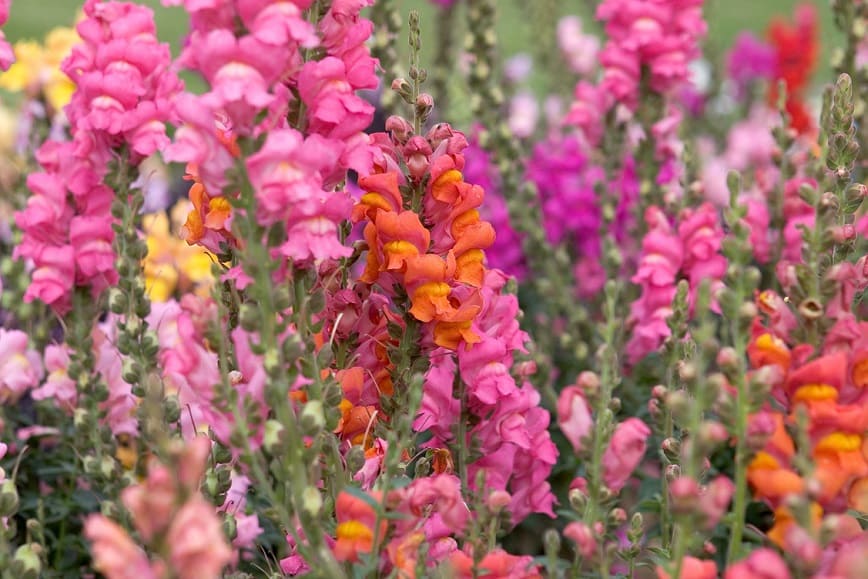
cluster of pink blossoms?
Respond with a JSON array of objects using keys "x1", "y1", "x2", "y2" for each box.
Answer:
[
  {"x1": 165, "y1": 0, "x2": 377, "y2": 266},
  {"x1": 14, "y1": 0, "x2": 179, "y2": 313},
  {"x1": 596, "y1": 0, "x2": 707, "y2": 108},
  {"x1": 626, "y1": 203, "x2": 727, "y2": 365},
  {"x1": 85, "y1": 437, "x2": 233, "y2": 579}
]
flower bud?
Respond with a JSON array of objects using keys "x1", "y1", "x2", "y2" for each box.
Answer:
[
  {"x1": 0, "y1": 480, "x2": 19, "y2": 517},
  {"x1": 568, "y1": 488, "x2": 586, "y2": 511},
  {"x1": 716, "y1": 347, "x2": 739, "y2": 371},
  {"x1": 738, "y1": 301, "x2": 758, "y2": 322},
  {"x1": 346, "y1": 445, "x2": 366, "y2": 474},
  {"x1": 263, "y1": 420, "x2": 285, "y2": 455},
  {"x1": 665, "y1": 390, "x2": 689, "y2": 419},
  {"x1": 563, "y1": 522, "x2": 596, "y2": 559},
  {"x1": 648, "y1": 399, "x2": 662, "y2": 420},
  {"x1": 486, "y1": 490, "x2": 511, "y2": 513},
  {"x1": 238, "y1": 303, "x2": 261, "y2": 332},
  {"x1": 107, "y1": 288, "x2": 128, "y2": 314},
  {"x1": 697, "y1": 421, "x2": 729, "y2": 448},
  {"x1": 543, "y1": 529, "x2": 561, "y2": 556},
  {"x1": 661, "y1": 438, "x2": 681, "y2": 463},
  {"x1": 121, "y1": 358, "x2": 140, "y2": 385},
  {"x1": 746, "y1": 411, "x2": 776, "y2": 451},
  {"x1": 385, "y1": 115, "x2": 414, "y2": 142},
  {"x1": 11, "y1": 544, "x2": 42, "y2": 579},
  {"x1": 302, "y1": 487, "x2": 322, "y2": 517},
  {"x1": 576, "y1": 371, "x2": 600, "y2": 393},
  {"x1": 677, "y1": 362, "x2": 697, "y2": 382},
  {"x1": 702, "y1": 541, "x2": 716, "y2": 555},
  {"x1": 300, "y1": 401, "x2": 325, "y2": 436},
  {"x1": 223, "y1": 513, "x2": 238, "y2": 541},
  {"x1": 164, "y1": 395, "x2": 181, "y2": 424},
  {"x1": 669, "y1": 476, "x2": 701, "y2": 514}
]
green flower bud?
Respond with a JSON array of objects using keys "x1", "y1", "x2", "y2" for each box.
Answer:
[
  {"x1": 238, "y1": 303, "x2": 261, "y2": 332},
  {"x1": 223, "y1": 513, "x2": 238, "y2": 541},
  {"x1": 300, "y1": 401, "x2": 325, "y2": 436},
  {"x1": 346, "y1": 445, "x2": 366, "y2": 475},
  {"x1": 302, "y1": 487, "x2": 322, "y2": 518},
  {"x1": 263, "y1": 420, "x2": 286, "y2": 455},
  {"x1": 164, "y1": 395, "x2": 181, "y2": 423},
  {"x1": 11, "y1": 544, "x2": 42, "y2": 579},
  {"x1": 121, "y1": 358, "x2": 141, "y2": 385},
  {"x1": 0, "y1": 480, "x2": 19, "y2": 517}
]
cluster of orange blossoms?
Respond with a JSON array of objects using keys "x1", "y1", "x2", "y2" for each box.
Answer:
[
  {"x1": 354, "y1": 155, "x2": 495, "y2": 350},
  {"x1": 746, "y1": 290, "x2": 868, "y2": 545}
]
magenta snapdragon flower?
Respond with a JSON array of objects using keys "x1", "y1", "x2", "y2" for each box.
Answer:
[{"x1": 727, "y1": 32, "x2": 776, "y2": 99}]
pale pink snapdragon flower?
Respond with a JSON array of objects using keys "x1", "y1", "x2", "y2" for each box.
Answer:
[
  {"x1": 0, "y1": 329, "x2": 44, "y2": 404},
  {"x1": 30, "y1": 344, "x2": 77, "y2": 411},
  {"x1": 558, "y1": 385, "x2": 593, "y2": 454},
  {"x1": 557, "y1": 15, "x2": 600, "y2": 77},
  {"x1": 85, "y1": 516, "x2": 160, "y2": 579},
  {"x1": 602, "y1": 418, "x2": 651, "y2": 493},
  {"x1": 166, "y1": 497, "x2": 234, "y2": 579}
]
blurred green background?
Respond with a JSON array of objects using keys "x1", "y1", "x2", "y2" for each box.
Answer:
[{"x1": 2, "y1": 0, "x2": 842, "y2": 88}]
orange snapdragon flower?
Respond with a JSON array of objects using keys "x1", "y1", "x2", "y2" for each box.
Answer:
[
  {"x1": 813, "y1": 433, "x2": 868, "y2": 502},
  {"x1": 333, "y1": 491, "x2": 387, "y2": 563},
  {"x1": 767, "y1": 503, "x2": 822, "y2": 548},
  {"x1": 784, "y1": 352, "x2": 848, "y2": 405},
  {"x1": 747, "y1": 451, "x2": 804, "y2": 501},
  {"x1": 354, "y1": 172, "x2": 404, "y2": 222},
  {"x1": 181, "y1": 181, "x2": 236, "y2": 253},
  {"x1": 747, "y1": 325, "x2": 791, "y2": 372}
]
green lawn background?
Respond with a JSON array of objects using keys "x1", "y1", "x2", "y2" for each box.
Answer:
[{"x1": 3, "y1": 0, "x2": 843, "y2": 93}]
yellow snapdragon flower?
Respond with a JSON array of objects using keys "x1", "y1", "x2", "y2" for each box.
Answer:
[
  {"x1": 0, "y1": 26, "x2": 78, "y2": 112},
  {"x1": 142, "y1": 201, "x2": 216, "y2": 303}
]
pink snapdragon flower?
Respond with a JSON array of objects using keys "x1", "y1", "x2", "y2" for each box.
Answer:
[
  {"x1": 31, "y1": 344, "x2": 77, "y2": 411},
  {"x1": 558, "y1": 385, "x2": 593, "y2": 454},
  {"x1": 677, "y1": 202, "x2": 727, "y2": 311},
  {"x1": 166, "y1": 497, "x2": 234, "y2": 578},
  {"x1": 237, "y1": 0, "x2": 318, "y2": 48},
  {"x1": 194, "y1": 29, "x2": 285, "y2": 131},
  {"x1": 0, "y1": 0, "x2": 13, "y2": 70},
  {"x1": 626, "y1": 207, "x2": 682, "y2": 364},
  {"x1": 0, "y1": 329, "x2": 44, "y2": 404},
  {"x1": 461, "y1": 271, "x2": 558, "y2": 522},
  {"x1": 564, "y1": 522, "x2": 598, "y2": 559},
  {"x1": 602, "y1": 418, "x2": 651, "y2": 493},
  {"x1": 84, "y1": 516, "x2": 159, "y2": 579},
  {"x1": 18, "y1": 1, "x2": 181, "y2": 311},
  {"x1": 723, "y1": 548, "x2": 791, "y2": 579},
  {"x1": 64, "y1": 0, "x2": 180, "y2": 164},
  {"x1": 596, "y1": 0, "x2": 707, "y2": 108},
  {"x1": 245, "y1": 129, "x2": 353, "y2": 263}
]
